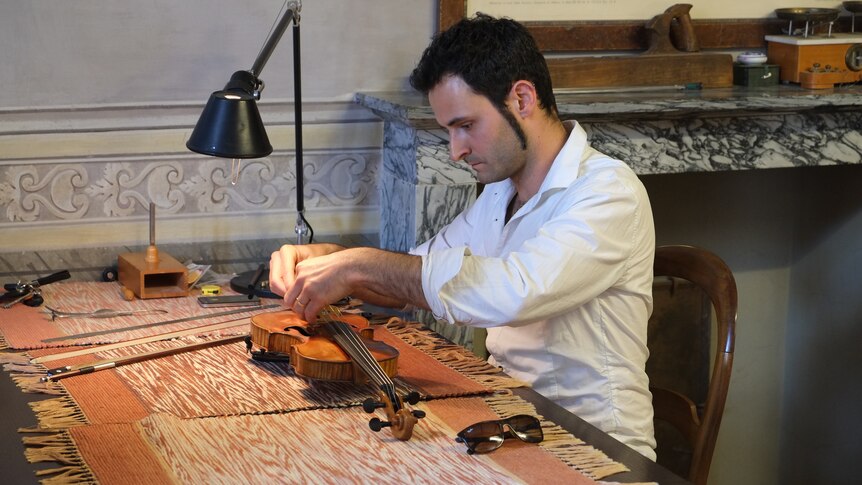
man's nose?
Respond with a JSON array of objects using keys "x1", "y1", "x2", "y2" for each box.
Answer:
[{"x1": 449, "y1": 137, "x2": 470, "y2": 162}]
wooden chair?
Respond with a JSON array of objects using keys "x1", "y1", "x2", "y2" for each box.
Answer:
[{"x1": 647, "y1": 245, "x2": 737, "y2": 485}]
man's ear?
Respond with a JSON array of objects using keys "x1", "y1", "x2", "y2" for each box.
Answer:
[{"x1": 510, "y1": 80, "x2": 537, "y2": 118}]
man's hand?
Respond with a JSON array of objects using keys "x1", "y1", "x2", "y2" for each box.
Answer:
[
  {"x1": 270, "y1": 245, "x2": 428, "y2": 322},
  {"x1": 269, "y1": 243, "x2": 344, "y2": 299}
]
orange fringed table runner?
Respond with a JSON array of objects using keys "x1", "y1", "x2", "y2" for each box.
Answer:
[
  {"x1": 7, "y1": 319, "x2": 507, "y2": 425},
  {"x1": 25, "y1": 395, "x2": 626, "y2": 484},
  {"x1": 0, "y1": 282, "x2": 630, "y2": 483},
  {"x1": 0, "y1": 283, "x2": 509, "y2": 420}
]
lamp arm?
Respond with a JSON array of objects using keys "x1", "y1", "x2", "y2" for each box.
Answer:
[
  {"x1": 250, "y1": 1, "x2": 301, "y2": 79},
  {"x1": 228, "y1": 0, "x2": 309, "y2": 244}
]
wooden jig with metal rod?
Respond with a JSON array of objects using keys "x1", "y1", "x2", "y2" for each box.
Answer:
[{"x1": 117, "y1": 202, "x2": 189, "y2": 300}]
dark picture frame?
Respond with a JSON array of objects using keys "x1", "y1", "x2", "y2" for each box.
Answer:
[{"x1": 438, "y1": 0, "x2": 807, "y2": 52}]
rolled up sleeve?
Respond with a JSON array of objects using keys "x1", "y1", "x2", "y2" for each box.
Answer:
[{"x1": 420, "y1": 246, "x2": 471, "y2": 323}]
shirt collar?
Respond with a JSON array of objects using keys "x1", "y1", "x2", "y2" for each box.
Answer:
[{"x1": 536, "y1": 120, "x2": 588, "y2": 196}]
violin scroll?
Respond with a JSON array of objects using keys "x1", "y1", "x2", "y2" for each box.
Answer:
[{"x1": 364, "y1": 390, "x2": 425, "y2": 441}]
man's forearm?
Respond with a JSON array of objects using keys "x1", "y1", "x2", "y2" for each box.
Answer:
[{"x1": 346, "y1": 248, "x2": 429, "y2": 311}]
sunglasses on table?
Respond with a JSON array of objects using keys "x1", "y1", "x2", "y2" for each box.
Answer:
[{"x1": 455, "y1": 414, "x2": 544, "y2": 454}]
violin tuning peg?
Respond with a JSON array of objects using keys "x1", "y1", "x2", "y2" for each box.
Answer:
[
  {"x1": 369, "y1": 417, "x2": 391, "y2": 432},
  {"x1": 412, "y1": 410, "x2": 426, "y2": 419},
  {"x1": 362, "y1": 398, "x2": 385, "y2": 414},
  {"x1": 405, "y1": 391, "x2": 421, "y2": 405}
]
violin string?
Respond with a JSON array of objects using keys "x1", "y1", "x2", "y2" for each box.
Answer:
[
  {"x1": 332, "y1": 320, "x2": 393, "y2": 389},
  {"x1": 320, "y1": 306, "x2": 396, "y2": 394},
  {"x1": 348, "y1": 333, "x2": 400, "y2": 409},
  {"x1": 328, "y1": 314, "x2": 394, "y2": 396},
  {"x1": 330, "y1": 322, "x2": 400, "y2": 408},
  {"x1": 321, "y1": 305, "x2": 399, "y2": 406}
]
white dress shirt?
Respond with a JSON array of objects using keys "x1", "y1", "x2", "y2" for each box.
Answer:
[{"x1": 411, "y1": 121, "x2": 657, "y2": 459}]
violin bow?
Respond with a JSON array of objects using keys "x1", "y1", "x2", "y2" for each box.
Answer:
[
  {"x1": 32, "y1": 317, "x2": 249, "y2": 365},
  {"x1": 41, "y1": 334, "x2": 245, "y2": 382}
]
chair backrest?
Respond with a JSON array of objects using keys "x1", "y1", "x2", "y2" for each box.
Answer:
[{"x1": 648, "y1": 245, "x2": 737, "y2": 485}]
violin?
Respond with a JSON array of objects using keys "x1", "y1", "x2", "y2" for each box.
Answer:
[{"x1": 249, "y1": 307, "x2": 425, "y2": 440}]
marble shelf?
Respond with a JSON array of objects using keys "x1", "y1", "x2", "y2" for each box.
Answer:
[
  {"x1": 356, "y1": 85, "x2": 862, "y2": 252},
  {"x1": 357, "y1": 85, "x2": 862, "y2": 126}
]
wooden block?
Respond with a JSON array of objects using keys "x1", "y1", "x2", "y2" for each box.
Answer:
[
  {"x1": 767, "y1": 41, "x2": 862, "y2": 86},
  {"x1": 799, "y1": 69, "x2": 862, "y2": 89},
  {"x1": 767, "y1": 42, "x2": 805, "y2": 83},
  {"x1": 118, "y1": 251, "x2": 188, "y2": 299},
  {"x1": 546, "y1": 53, "x2": 733, "y2": 89}
]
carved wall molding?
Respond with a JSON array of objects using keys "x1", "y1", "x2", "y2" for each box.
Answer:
[
  {"x1": 0, "y1": 102, "x2": 383, "y2": 250},
  {"x1": 1, "y1": 152, "x2": 378, "y2": 220}
]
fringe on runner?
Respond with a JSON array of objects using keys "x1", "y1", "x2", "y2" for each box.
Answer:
[{"x1": 484, "y1": 392, "x2": 630, "y2": 480}]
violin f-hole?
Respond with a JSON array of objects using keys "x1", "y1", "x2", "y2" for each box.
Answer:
[{"x1": 284, "y1": 325, "x2": 312, "y2": 337}]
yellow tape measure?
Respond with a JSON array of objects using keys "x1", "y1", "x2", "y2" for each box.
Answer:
[{"x1": 200, "y1": 285, "x2": 221, "y2": 296}]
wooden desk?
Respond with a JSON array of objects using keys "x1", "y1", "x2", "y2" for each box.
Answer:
[
  {"x1": 0, "y1": 368, "x2": 54, "y2": 485},
  {"x1": 0, "y1": 360, "x2": 688, "y2": 484},
  {"x1": 0, "y1": 294, "x2": 689, "y2": 484},
  {"x1": 516, "y1": 386, "x2": 690, "y2": 484}
]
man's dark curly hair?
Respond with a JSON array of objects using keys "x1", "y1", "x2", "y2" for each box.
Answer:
[{"x1": 409, "y1": 13, "x2": 559, "y2": 123}]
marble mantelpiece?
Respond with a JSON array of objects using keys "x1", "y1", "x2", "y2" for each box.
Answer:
[{"x1": 356, "y1": 86, "x2": 862, "y2": 252}]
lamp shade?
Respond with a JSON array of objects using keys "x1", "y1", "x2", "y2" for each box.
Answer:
[{"x1": 186, "y1": 90, "x2": 273, "y2": 158}]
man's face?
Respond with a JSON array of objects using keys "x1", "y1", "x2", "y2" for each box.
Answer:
[{"x1": 428, "y1": 75, "x2": 527, "y2": 185}]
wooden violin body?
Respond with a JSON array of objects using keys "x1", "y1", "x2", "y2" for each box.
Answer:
[
  {"x1": 249, "y1": 308, "x2": 423, "y2": 441},
  {"x1": 250, "y1": 310, "x2": 398, "y2": 383}
]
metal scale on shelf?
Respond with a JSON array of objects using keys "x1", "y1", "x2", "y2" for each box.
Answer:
[{"x1": 766, "y1": 3, "x2": 862, "y2": 89}]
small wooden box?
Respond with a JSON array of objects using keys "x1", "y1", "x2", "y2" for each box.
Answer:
[
  {"x1": 733, "y1": 63, "x2": 779, "y2": 87},
  {"x1": 118, "y1": 251, "x2": 188, "y2": 299}
]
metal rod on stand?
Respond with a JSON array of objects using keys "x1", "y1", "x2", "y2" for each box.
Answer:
[
  {"x1": 145, "y1": 202, "x2": 159, "y2": 264},
  {"x1": 293, "y1": 19, "x2": 310, "y2": 244}
]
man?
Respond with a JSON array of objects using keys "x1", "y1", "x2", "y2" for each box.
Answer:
[{"x1": 269, "y1": 14, "x2": 656, "y2": 459}]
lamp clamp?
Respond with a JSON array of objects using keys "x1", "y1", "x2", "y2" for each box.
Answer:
[{"x1": 223, "y1": 70, "x2": 264, "y2": 100}]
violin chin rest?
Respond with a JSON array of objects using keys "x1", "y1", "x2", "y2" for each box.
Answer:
[{"x1": 250, "y1": 349, "x2": 291, "y2": 363}]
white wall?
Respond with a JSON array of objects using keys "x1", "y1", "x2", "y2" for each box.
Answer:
[
  {"x1": 0, "y1": 1, "x2": 435, "y2": 107},
  {"x1": 779, "y1": 164, "x2": 862, "y2": 484},
  {"x1": 0, "y1": 1, "x2": 437, "y2": 251},
  {"x1": 645, "y1": 165, "x2": 862, "y2": 484},
  {"x1": 643, "y1": 168, "x2": 797, "y2": 484}
]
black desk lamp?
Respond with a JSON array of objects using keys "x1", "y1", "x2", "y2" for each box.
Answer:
[{"x1": 187, "y1": 0, "x2": 309, "y2": 297}]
